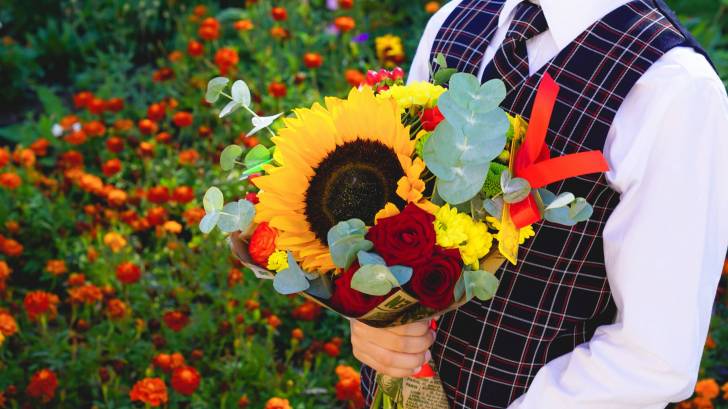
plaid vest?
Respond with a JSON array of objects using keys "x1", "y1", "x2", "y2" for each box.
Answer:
[{"x1": 361, "y1": 1, "x2": 710, "y2": 408}]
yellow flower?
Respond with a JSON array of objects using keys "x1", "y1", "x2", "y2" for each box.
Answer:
[
  {"x1": 163, "y1": 221, "x2": 182, "y2": 234},
  {"x1": 377, "y1": 81, "x2": 446, "y2": 112},
  {"x1": 375, "y1": 34, "x2": 405, "y2": 67},
  {"x1": 486, "y1": 216, "x2": 535, "y2": 244},
  {"x1": 103, "y1": 232, "x2": 127, "y2": 253},
  {"x1": 267, "y1": 250, "x2": 289, "y2": 272},
  {"x1": 435, "y1": 204, "x2": 493, "y2": 269},
  {"x1": 254, "y1": 87, "x2": 420, "y2": 273}
]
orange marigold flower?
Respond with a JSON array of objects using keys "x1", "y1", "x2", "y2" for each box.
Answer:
[
  {"x1": 163, "y1": 221, "x2": 182, "y2": 234},
  {"x1": 67, "y1": 273, "x2": 86, "y2": 287},
  {"x1": 113, "y1": 118, "x2": 134, "y2": 131},
  {"x1": 340, "y1": 0, "x2": 354, "y2": 8},
  {"x1": 129, "y1": 378, "x2": 168, "y2": 407},
  {"x1": 268, "y1": 82, "x2": 287, "y2": 98},
  {"x1": 147, "y1": 103, "x2": 166, "y2": 122},
  {"x1": 695, "y1": 378, "x2": 720, "y2": 399},
  {"x1": 103, "y1": 232, "x2": 127, "y2": 253},
  {"x1": 0, "y1": 173, "x2": 21, "y2": 190},
  {"x1": 291, "y1": 328, "x2": 304, "y2": 340},
  {"x1": 187, "y1": 39, "x2": 204, "y2": 57},
  {"x1": 153, "y1": 352, "x2": 186, "y2": 373},
  {"x1": 1, "y1": 237, "x2": 23, "y2": 257},
  {"x1": 65, "y1": 130, "x2": 88, "y2": 145},
  {"x1": 238, "y1": 395, "x2": 250, "y2": 408},
  {"x1": 107, "y1": 298, "x2": 129, "y2": 320},
  {"x1": 88, "y1": 97, "x2": 106, "y2": 115},
  {"x1": 172, "y1": 111, "x2": 193, "y2": 128},
  {"x1": 74, "y1": 91, "x2": 94, "y2": 108},
  {"x1": 163, "y1": 310, "x2": 190, "y2": 332},
  {"x1": 266, "y1": 314, "x2": 281, "y2": 329},
  {"x1": 183, "y1": 207, "x2": 205, "y2": 226},
  {"x1": 264, "y1": 397, "x2": 291, "y2": 409},
  {"x1": 334, "y1": 16, "x2": 356, "y2": 32},
  {"x1": 171, "y1": 366, "x2": 201, "y2": 396},
  {"x1": 116, "y1": 261, "x2": 141, "y2": 284},
  {"x1": 178, "y1": 149, "x2": 200, "y2": 165},
  {"x1": 168, "y1": 50, "x2": 183, "y2": 62},
  {"x1": 146, "y1": 206, "x2": 167, "y2": 227},
  {"x1": 198, "y1": 17, "x2": 221, "y2": 41},
  {"x1": 323, "y1": 341, "x2": 340, "y2": 357},
  {"x1": 26, "y1": 369, "x2": 58, "y2": 403},
  {"x1": 4, "y1": 220, "x2": 18, "y2": 233},
  {"x1": 0, "y1": 311, "x2": 18, "y2": 337},
  {"x1": 152, "y1": 67, "x2": 175, "y2": 82},
  {"x1": 68, "y1": 284, "x2": 103, "y2": 305},
  {"x1": 233, "y1": 19, "x2": 254, "y2": 31},
  {"x1": 59, "y1": 150, "x2": 84, "y2": 169},
  {"x1": 83, "y1": 120, "x2": 106, "y2": 137},
  {"x1": 23, "y1": 291, "x2": 59, "y2": 321},
  {"x1": 193, "y1": 4, "x2": 207, "y2": 17},
  {"x1": 138, "y1": 141, "x2": 155, "y2": 158},
  {"x1": 271, "y1": 7, "x2": 287, "y2": 21},
  {"x1": 345, "y1": 69, "x2": 365, "y2": 87},
  {"x1": 45, "y1": 259, "x2": 67, "y2": 276},
  {"x1": 303, "y1": 52, "x2": 323, "y2": 69},
  {"x1": 0, "y1": 147, "x2": 10, "y2": 168},
  {"x1": 101, "y1": 158, "x2": 122, "y2": 177},
  {"x1": 270, "y1": 26, "x2": 290, "y2": 40},
  {"x1": 292, "y1": 300, "x2": 322, "y2": 321},
  {"x1": 106, "y1": 97, "x2": 124, "y2": 112},
  {"x1": 425, "y1": 1, "x2": 440, "y2": 13},
  {"x1": 0, "y1": 260, "x2": 11, "y2": 281},
  {"x1": 107, "y1": 189, "x2": 128, "y2": 207},
  {"x1": 138, "y1": 119, "x2": 158, "y2": 135},
  {"x1": 12, "y1": 148, "x2": 35, "y2": 168},
  {"x1": 214, "y1": 48, "x2": 239, "y2": 75},
  {"x1": 155, "y1": 131, "x2": 172, "y2": 144},
  {"x1": 147, "y1": 186, "x2": 170, "y2": 204},
  {"x1": 172, "y1": 186, "x2": 195, "y2": 204},
  {"x1": 29, "y1": 138, "x2": 49, "y2": 157}
]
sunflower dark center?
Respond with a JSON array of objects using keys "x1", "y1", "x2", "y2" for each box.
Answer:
[{"x1": 305, "y1": 139, "x2": 406, "y2": 246}]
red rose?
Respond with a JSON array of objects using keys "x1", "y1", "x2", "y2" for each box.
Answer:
[
  {"x1": 420, "y1": 106, "x2": 444, "y2": 131},
  {"x1": 330, "y1": 263, "x2": 390, "y2": 317},
  {"x1": 407, "y1": 247, "x2": 462, "y2": 310},
  {"x1": 248, "y1": 222, "x2": 277, "y2": 266},
  {"x1": 366, "y1": 203, "x2": 436, "y2": 268}
]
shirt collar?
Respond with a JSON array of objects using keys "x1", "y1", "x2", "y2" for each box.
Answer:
[{"x1": 497, "y1": 0, "x2": 631, "y2": 49}]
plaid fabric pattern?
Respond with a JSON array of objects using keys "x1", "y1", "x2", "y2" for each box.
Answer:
[
  {"x1": 481, "y1": 2, "x2": 548, "y2": 89},
  {"x1": 361, "y1": 1, "x2": 703, "y2": 408}
]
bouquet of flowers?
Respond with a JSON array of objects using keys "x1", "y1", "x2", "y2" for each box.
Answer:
[{"x1": 199, "y1": 57, "x2": 609, "y2": 409}]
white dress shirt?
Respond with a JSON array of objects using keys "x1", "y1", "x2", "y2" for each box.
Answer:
[{"x1": 409, "y1": 1, "x2": 728, "y2": 408}]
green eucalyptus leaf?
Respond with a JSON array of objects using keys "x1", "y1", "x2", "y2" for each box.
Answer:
[
  {"x1": 568, "y1": 198, "x2": 593, "y2": 222},
  {"x1": 199, "y1": 211, "x2": 220, "y2": 234},
  {"x1": 463, "y1": 270, "x2": 500, "y2": 301},
  {"x1": 545, "y1": 192, "x2": 575, "y2": 210},
  {"x1": 435, "y1": 162, "x2": 489, "y2": 205},
  {"x1": 220, "y1": 145, "x2": 244, "y2": 171},
  {"x1": 273, "y1": 252, "x2": 311, "y2": 295},
  {"x1": 357, "y1": 251, "x2": 386, "y2": 266},
  {"x1": 502, "y1": 177, "x2": 531, "y2": 204},
  {"x1": 218, "y1": 200, "x2": 255, "y2": 233},
  {"x1": 327, "y1": 219, "x2": 373, "y2": 269},
  {"x1": 231, "y1": 80, "x2": 251, "y2": 107},
  {"x1": 422, "y1": 120, "x2": 463, "y2": 181},
  {"x1": 305, "y1": 275, "x2": 333, "y2": 299},
  {"x1": 351, "y1": 264, "x2": 399, "y2": 296},
  {"x1": 205, "y1": 77, "x2": 230, "y2": 103},
  {"x1": 469, "y1": 79, "x2": 507, "y2": 113},
  {"x1": 203, "y1": 187, "x2": 224, "y2": 213},
  {"x1": 389, "y1": 265, "x2": 413, "y2": 286},
  {"x1": 219, "y1": 101, "x2": 242, "y2": 118},
  {"x1": 483, "y1": 197, "x2": 504, "y2": 218}
]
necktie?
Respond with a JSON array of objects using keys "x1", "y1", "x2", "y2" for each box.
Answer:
[{"x1": 482, "y1": 1, "x2": 549, "y2": 89}]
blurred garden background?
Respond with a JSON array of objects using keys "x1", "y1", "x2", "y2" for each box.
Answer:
[{"x1": 0, "y1": 0, "x2": 726, "y2": 408}]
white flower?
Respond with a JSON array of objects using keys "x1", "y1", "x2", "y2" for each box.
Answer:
[{"x1": 51, "y1": 124, "x2": 63, "y2": 137}]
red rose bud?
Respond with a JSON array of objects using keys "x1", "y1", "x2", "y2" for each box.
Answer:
[
  {"x1": 407, "y1": 247, "x2": 462, "y2": 310},
  {"x1": 420, "y1": 106, "x2": 445, "y2": 132},
  {"x1": 248, "y1": 222, "x2": 277, "y2": 266},
  {"x1": 330, "y1": 262, "x2": 391, "y2": 317},
  {"x1": 366, "y1": 203, "x2": 436, "y2": 268}
]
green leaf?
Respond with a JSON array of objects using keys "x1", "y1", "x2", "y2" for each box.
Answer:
[
  {"x1": 469, "y1": 79, "x2": 507, "y2": 113},
  {"x1": 435, "y1": 163, "x2": 489, "y2": 205},
  {"x1": 231, "y1": 80, "x2": 251, "y2": 107},
  {"x1": 306, "y1": 275, "x2": 333, "y2": 299},
  {"x1": 463, "y1": 270, "x2": 500, "y2": 301},
  {"x1": 351, "y1": 264, "x2": 399, "y2": 296},
  {"x1": 203, "y1": 187, "x2": 224, "y2": 213},
  {"x1": 244, "y1": 145, "x2": 272, "y2": 169},
  {"x1": 545, "y1": 192, "x2": 575, "y2": 210},
  {"x1": 273, "y1": 252, "x2": 311, "y2": 295},
  {"x1": 217, "y1": 200, "x2": 255, "y2": 233},
  {"x1": 568, "y1": 198, "x2": 593, "y2": 222},
  {"x1": 357, "y1": 251, "x2": 386, "y2": 266},
  {"x1": 389, "y1": 265, "x2": 413, "y2": 286},
  {"x1": 220, "y1": 145, "x2": 244, "y2": 171},
  {"x1": 502, "y1": 177, "x2": 531, "y2": 204},
  {"x1": 433, "y1": 68, "x2": 457, "y2": 85},
  {"x1": 219, "y1": 100, "x2": 242, "y2": 118},
  {"x1": 199, "y1": 212, "x2": 220, "y2": 234},
  {"x1": 205, "y1": 77, "x2": 230, "y2": 103},
  {"x1": 435, "y1": 53, "x2": 448, "y2": 68},
  {"x1": 327, "y1": 220, "x2": 373, "y2": 269},
  {"x1": 483, "y1": 197, "x2": 504, "y2": 218}
]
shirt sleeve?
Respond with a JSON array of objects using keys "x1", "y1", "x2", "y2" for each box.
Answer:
[
  {"x1": 407, "y1": 0, "x2": 463, "y2": 84},
  {"x1": 507, "y1": 48, "x2": 728, "y2": 409}
]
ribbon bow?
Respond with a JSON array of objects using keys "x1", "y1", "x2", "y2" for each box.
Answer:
[{"x1": 509, "y1": 73, "x2": 610, "y2": 229}]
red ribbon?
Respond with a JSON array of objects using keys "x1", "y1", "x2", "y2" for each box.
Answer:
[{"x1": 509, "y1": 73, "x2": 610, "y2": 229}]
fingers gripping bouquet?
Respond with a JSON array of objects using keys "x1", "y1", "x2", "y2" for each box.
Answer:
[{"x1": 200, "y1": 58, "x2": 609, "y2": 409}]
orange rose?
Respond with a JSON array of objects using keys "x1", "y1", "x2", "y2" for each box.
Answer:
[{"x1": 248, "y1": 222, "x2": 278, "y2": 266}]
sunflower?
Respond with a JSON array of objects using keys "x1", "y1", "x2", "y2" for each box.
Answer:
[{"x1": 253, "y1": 87, "x2": 425, "y2": 273}]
